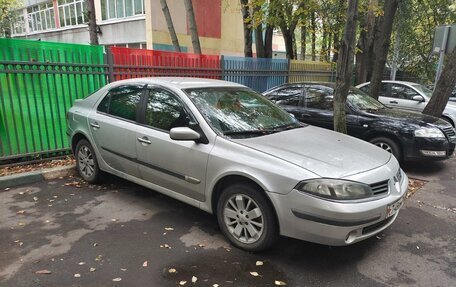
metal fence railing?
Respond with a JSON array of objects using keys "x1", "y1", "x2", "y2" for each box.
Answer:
[{"x1": 0, "y1": 39, "x2": 335, "y2": 163}]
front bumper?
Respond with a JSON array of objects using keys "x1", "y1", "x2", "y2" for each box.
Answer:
[
  {"x1": 269, "y1": 170, "x2": 408, "y2": 246},
  {"x1": 403, "y1": 137, "x2": 455, "y2": 161}
]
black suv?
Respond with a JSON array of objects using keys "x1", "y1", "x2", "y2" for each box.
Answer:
[{"x1": 263, "y1": 83, "x2": 456, "y2": 162}]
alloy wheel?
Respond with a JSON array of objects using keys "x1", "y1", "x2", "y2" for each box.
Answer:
[
  {"x1": 77, "y1": 145, "x2": 95, "y2": 178},
  {"x1": 375, "y1": 142, "x2": 393, "y2": 153},
  {"x1": 223, "y1": 194, "x2": 264, "y2": 244}
]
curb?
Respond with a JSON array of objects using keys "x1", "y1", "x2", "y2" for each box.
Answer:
[{"x1": 0, "y1": 165, "x2": 77, "y2": 189}]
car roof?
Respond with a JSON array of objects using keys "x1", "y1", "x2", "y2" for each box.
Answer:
[
  {"x1": 359, "y1": 80, "x2": 421, "y2": 86},
  {"x1": 264, "y1": 82, "x2": 335, "y2": 93},
  {"x1": 107, "y1": 77, "x2": 245, "y2": 90}
]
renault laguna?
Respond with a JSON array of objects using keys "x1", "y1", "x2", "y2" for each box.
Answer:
[{"x1": 67, "y1": 78, "x2": 408, "y2": 251}]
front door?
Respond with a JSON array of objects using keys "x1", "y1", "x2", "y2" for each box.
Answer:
[{"x1": 136, "y1": 87, "x2": 212, "y2": 202}]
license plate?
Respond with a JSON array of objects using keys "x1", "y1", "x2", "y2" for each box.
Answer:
[{"x1": 387, "y1": 196, "x2": 404, "y2": 218}]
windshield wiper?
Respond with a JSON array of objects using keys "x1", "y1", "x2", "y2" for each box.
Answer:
[
  {"x1": 223, "y1": 130, "x2": 275, "y2": 136},
  {"x1": 270, "y1": 123, "x2": 304, "y2": 131}
]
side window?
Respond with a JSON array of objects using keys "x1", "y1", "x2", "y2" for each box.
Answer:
[
  {"x1": 359, "y1": 85, "x2": 370, "y2": 94},
  {"x1": 391, "y1": 84, "x2": 419, "y2": 100},
  {"x1": 146, "y1": 88, "x2": 193, "y2": 131},
  {"x1": 266, "y1": 86, "x2": 303, "y2": 106},
  {"x1": 381, "y1": 83, "x2": 393, "y2": 98},
  {"x1": 304, "y1": 86, "x2": 334, "y2": 110},
  {"x1": 97, "y1": 85, "x2": 142, "y2": 121}
]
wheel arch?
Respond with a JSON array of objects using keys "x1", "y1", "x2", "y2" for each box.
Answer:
[
  {"x1": 364, "y1": 131, "x2": 403, "y2": 158},
  {"x1": 441, "y1": 114, "x2": 455, "y2": 127},
  {"x1": 71, "y1": 131, "x2": 92, "y2": 155}
]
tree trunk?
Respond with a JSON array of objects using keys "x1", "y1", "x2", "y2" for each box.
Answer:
[
  {"x1": 300, "y1": 24, "x2": 306, "y2": 60},
  {"x1": 160, "y1": 0, "x2": 181, "y2": 52},
  {"x1": 264, "y1": 25, "x2": 273, "y2": 58},
  {"x1": 184, "y1": 0, "x2": 201, "y2": 54},
  {"x1": 320, "y1": 23, "x2": 327, "y2": 62},
  {"x1": 87, "y1": 0, "x2": 98, "y2": 45},
  {"x1": 355, "y1": 0, "x2": 378, "y2": 84},
  {"x1": 333, "y1": 0, "x2": 359, "y2": 134},
  {"x1": 423, "y1": 47, "x2": 456, "y2": 117},
  {"x1": 293, "y1": 32, "x2": 298, "y2": 59},
  {"x1": 240, "y1": 0, "x2": 253, "y2": 57},
  {"x1": 332, "y1": 32, "x2": 340, "y2": 62},
  {"x1": 327, "y1": 33, "x2": 332, "y2": 62},
  {"x1": 281, "y1": 27, "x2": 294, "y2": 59},
  {"x1": 311, "y1": 11, "x2": 316, "y2": 61},
  {"x1": 369, "y1": 0, "x2": 398, "y2": 99}
]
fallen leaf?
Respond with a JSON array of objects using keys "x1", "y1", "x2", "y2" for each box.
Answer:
[
  {"x1": 256, "y1": 261, "x2": 264, "y2": 266},
  {"x1": 164, "y1": 227, "x2": 174, "y2": 231},
  {"x1": 74, "y1": 273, "x2": 81, "y2": 278},
  {"x1": 78, "y1": 262, "x2": 85, "y2": 265},
  {"x1": 168, "y1": 268, "x2": 177, "y2": 273},
  {"x1": 35, "y1": 269, "x2": 52, "y2": 274},
  {"x1": 93, "y1": 243, "x2": 98, "y2": 247},
  {"x1": 33, "y1": 197, "x2": 38, "y2": 201},
  {"x1": 192, "y1": 276, "x2": 197, "y2": 283},
  {"x1": 275, "y1": 280, "x2": 287, "y2": 286},
  {"x1": 111, "y1": 218, "x2": 119, "y2": 222},
  {"x1": 160, "y1": 244, "x2": 171, "y2": 249},
  {"x1": 45, "y1": 220, "x2": 51, "y2": 223},
  {"x1": 112, "y1": 277, "x2": 122, "y2": 282},
  {"x1": 213, "y1": 284, "x2": 219, "y2": 287},
  {"x1": 120, "y1": 268, "x2": 127, "y2": 271},
  {"x1": 142, "y1": 261, "x2": 148, "y2": 267},
  {"x1": 19, "y1": 191, "x2": 25, "y2": 195},
  {"x1": 198, "y1": 244, "x2": 205, "y2": 247},
  {"x1": 179, "y1": 281, "x2": 187, "y2": 285},
  {"x1": 250, "y1": 271, "x2": 260, "y2": 277},
  {"x1": 5, "y1": 188, "x2": 10, "y2": 191},
  {"x1": 18, "y1": 222, "x2": 25, "y2": 226},
  {"x1": 95, "y1": 255, "x2": 103, "y2": 261},
  {"x1": 417, "y1": 246, "x2": 420, "y2": 249},
  {"x1": 90, "y1": 267, "x2": 96, "y2": 272},
  {"x1": 16, "y1": 210, "x2": 26, "y2": 215}
]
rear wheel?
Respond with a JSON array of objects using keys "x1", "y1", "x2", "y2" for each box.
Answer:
[
  {"x1": 75, "y1": 139, "x2": 101, "y2": 183},
  {"x1": 216, "y1": 183, "x2": 278, "y2": 252},
  {"x1": 369, "y1": 136, "x2": 401, "y2": 161}
]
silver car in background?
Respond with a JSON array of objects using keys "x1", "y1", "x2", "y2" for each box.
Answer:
[
  {"x1": 357, "y1": 80, "x2": 456, "y2": 127},
  {"x1": 67, "y1": 78, "x2": 408, "y2": 251}
]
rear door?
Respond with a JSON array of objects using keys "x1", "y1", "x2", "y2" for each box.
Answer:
[
  {"x1": 88, "y1": 84, "x2": 143, "y2": 178},
  {"x1": 135, "y1": 87, "x2": 212, "y2": 202}
]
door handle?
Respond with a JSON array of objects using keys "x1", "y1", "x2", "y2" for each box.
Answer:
[
  {"x1": 389, "y1": 100, "x2": 398, "y2": 104},
  {"x1": 137, "y1": 136, "x2": 151, "y2": 144},
  {"x1": 90, "y1": 122, "x2": 100, "y2": 129}
]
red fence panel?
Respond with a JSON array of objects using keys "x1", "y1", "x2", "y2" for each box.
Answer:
[{"x1": 110, "y1": 47, "x2": 221, "y2": 81}]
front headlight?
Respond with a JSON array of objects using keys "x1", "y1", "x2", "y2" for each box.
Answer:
[
  {"x1": 414, "y1": 127, "x2": 445, "y2": 138},
  {"x1": 295, "y1": 179, "x2": 372, "y2": 200}
]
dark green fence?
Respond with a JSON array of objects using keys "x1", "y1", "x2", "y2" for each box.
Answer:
[{"x1": 0, "y1": 38, "x2": 106, "y2": 162}]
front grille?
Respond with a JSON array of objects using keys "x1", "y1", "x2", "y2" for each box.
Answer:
[
  {"x1": 370, "y1": 180, "x2": 389, "y2": 196},
  {"x1": 442, "y1": 126, "x2": 456, "y2": 138},
  {"x1": 362, "y1": 216, "x2": 394, "y2": 235}
]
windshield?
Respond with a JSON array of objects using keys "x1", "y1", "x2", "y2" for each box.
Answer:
[
  {"x1": 347, "y1": 88, "x2": 387, "y2": 111},
  {"x1": 185, "y1": 87, "x2": 302, "y2": 138},
  {"x1": 411, "y1": 84, "x2": 433, "y2": 97}
]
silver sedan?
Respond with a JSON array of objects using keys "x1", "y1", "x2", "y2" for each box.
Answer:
[{"x1": 67, "y1": 77, "x2": 408, "y2": 251}]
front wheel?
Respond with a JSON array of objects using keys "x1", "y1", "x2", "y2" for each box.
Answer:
[
  {"x1": 216, "y1": 183, "x2": 278, "y2": 252},
  {"x1": 369, "y1": 136, "x2": 401, "y2": 161},
  {"x1": 75, "y1": 139, "x2": 101, "y2": 183}
]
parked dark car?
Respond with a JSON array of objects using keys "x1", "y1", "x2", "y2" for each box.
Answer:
[{"x1": 263, "y1": 83, "x2": 456, "y2": 162}]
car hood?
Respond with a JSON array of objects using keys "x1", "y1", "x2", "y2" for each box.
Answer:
[
  {"x1": 365, "y1": 108, "x2": 449, "y2": 127},
  {"x1": 231, "y1": 126, "x2": 391, "y2": 178}
]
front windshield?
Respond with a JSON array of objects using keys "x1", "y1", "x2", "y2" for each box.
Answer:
[
  {"x1": 411, "y1": 84, "x2": 433, "y2": 97},
  {"x1": 185, "y1": 87, "x2": 302, "y2": 137},
  {"x1": 348, "y1": 88, "x2": 387, "y2": 111}
]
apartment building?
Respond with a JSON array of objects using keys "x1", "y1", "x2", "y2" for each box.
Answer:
[{"x1": 11, "y1": 0, "x2": 246, "y2": 55}]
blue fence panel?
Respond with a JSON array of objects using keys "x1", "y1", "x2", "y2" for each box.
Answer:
[{"x1": 222, "y1": 56, "x2": 288, "y2": 92}]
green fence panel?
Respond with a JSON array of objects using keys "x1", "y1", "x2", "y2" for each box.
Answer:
[{"x1": 0, "y1": 38, "x2": 106, "y2": 161}]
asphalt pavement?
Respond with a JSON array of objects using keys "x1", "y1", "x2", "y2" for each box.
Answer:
[{"x1": 0, "y1": 158, "x2": 455, "y2": 287}]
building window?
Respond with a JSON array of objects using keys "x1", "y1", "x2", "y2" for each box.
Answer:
[
  {"x1": 11, "y1": 13, "x2": 26, "y2": 35},
  {"x1": 101, "y1": 0, "x2": 144, "y2": 21},
  {"x1": 27, "y1": 2, "x2": 56, "y2": 32},
  {"x1": 58, "y1": 0, "x2": 87, "y2": 27}
]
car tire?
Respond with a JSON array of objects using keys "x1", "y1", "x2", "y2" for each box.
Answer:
[
  {"x1": 75, "y1": 139, "x2": 101, "y2": 183},
  {"x1": 369, "y1": 136, "x2": 401, "y2": 161},
  {"x1": 216, "y1": 183, "x2": 278, "y2": 252}
]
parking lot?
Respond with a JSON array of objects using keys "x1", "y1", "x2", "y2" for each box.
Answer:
[{"x1": 0, "y1": 158, "x2": 455, "y2": 287}]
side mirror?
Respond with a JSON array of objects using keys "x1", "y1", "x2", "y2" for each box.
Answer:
[
  {"x1": 289, "y1": 112, "x2": 296, "y2": 118},
  {"x1": 169, "y1": 127, "x2": 201, "y2": 141},
  {"x1": 412, "y1": 95, "x2": 425, "y2": 102}
]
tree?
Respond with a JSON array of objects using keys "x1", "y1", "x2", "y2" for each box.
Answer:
[
  {"x1": 0, "y1": 0, "x2": 20, "y2": 38},
  {"x1": 160, "y1": 0, "x2": 181, "y2": 52},
  {"x1": 423, "y1": 47, "x2": 456, "y2": 117},
  {"x1": 184, "y1": 0, "x2": 201, "y2": 54},
  {"x1": 369, "y1": 0, "x2": 399, "y2": 100},
  {"x1": 87, "y1": 0, "x2": 98, "y2": 45},
  {"x1": 240, "y1": 0, "x2": 253, "y2": 57},
  {"x1": 333, "y1": 0, "x2": 359, "y2": 133}
]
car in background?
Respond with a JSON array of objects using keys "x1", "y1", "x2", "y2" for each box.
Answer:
[
  {"x1": 426, "y1": 84, "x2": 456, "y2": 103},
  {"x1": 263, "y1": 82, "x2": 456, "y2": 162},
  {"x1": 356, "y1": 80, "x2": 456, "y2": 127},
  {"x1": 68, "y1": 77, "x2": 407, "y2": 251}
]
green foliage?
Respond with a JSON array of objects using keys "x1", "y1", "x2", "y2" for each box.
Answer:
[
  {"x1": 390, "y1": 0, "x2": 456, "y2": 82},
  {"x1": 0, "y1": 0, "x2": 21, "y2": 37}
]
